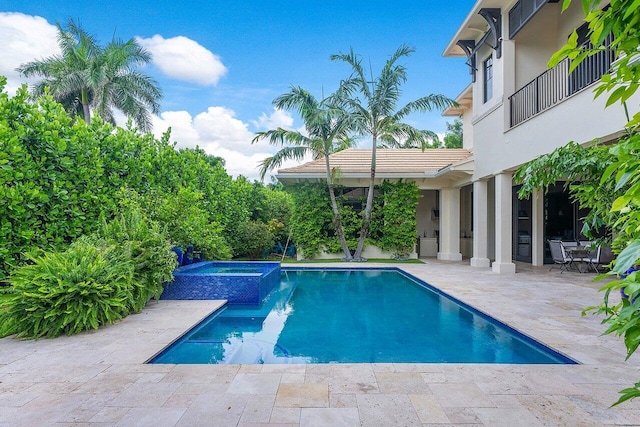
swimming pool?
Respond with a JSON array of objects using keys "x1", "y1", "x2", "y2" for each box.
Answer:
[{"x1": 149, "y1": 268, "x2": 576, "y2": 364}]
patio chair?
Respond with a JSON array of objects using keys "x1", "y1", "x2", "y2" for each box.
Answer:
[
  {"x1": 597, "y1": 245, "x2": 615, "y2": 271},
  {"x1": 548, "y1": 239, "x2": 571, "y2": 273},
  {"x1": 562, "y1": 241, "x2": 578, "y2": 248},
  {"x1": 584, "y1": 244, "x2": 602, "y2": 273}
]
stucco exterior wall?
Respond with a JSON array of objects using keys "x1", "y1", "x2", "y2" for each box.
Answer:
[
  {"x1": 298, "y1": 245, "x2": 418, "y2": 261},
  {"x1": 462, "y1": 107, "x2": 474, "y2": 150},
  {"x1": 513, "y1": 4, "x2": 560, "y2": 89},
  {"x1": 471, "y1": 87, "x2": 636, "y2": 180},
  {"x1": 416, "y1": 190, "x2": 439, "y2": 239}
]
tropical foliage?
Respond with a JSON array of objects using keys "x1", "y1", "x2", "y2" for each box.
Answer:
[
  {"x1": 234, "y1": 221, "x2": 276, "y2": 259},
  {"x1": 0, "y1": 79, "x2": 270, "y2": 281},
  {"x1": 514, "y1": 142, "x2": 616, "y2": 240},
  {"x1": 90, "y1": 200, "x2": 178, "y2": 310},
  {"x1": 331, "y1": 45, "x2": 454, "y2": 259},
  {"x1": 253, "y1": 87, "x2": 355, "y2": 260},
  {"x1": 516, "y1": 0, "x2": 640, "y2": 405},
  {"x1": 3, "y1": 203, "x2": 176, "y2": 339},
  {"x1": 17, "y1": 18, "x2": 161, "y2": 132},
  {"x1": 139, "y1": 188, "x2": 232, "y2": 260},
  {"x1": 442, "y1": 119, "x2": 463, "y2": 148},
  {"x1": 3, "y1": 240, "x2": 136, "y2": 338}
]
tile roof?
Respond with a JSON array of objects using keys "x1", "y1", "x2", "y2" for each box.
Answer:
[{"x1": 277, "y1": 148, "x2": 473, "y2": 176}]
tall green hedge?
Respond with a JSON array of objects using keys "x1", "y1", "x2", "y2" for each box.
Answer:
[
  {"x1": 0, "y1": 81, "x2": 246, "y2": 278},
  {"x1": 0, "y1": 84, "x2": 106, "y2": 276}
]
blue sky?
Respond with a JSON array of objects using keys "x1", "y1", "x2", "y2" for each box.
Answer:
[{"x1": 0, "y1": 1, "x2": 475, "y2": 179}]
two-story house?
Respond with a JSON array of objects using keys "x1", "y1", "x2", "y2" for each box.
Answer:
[
  {"x1": 441, "y1": 0, "x2": 634, "y2": 272},
  {"x1": 277, "y1": 0, "x2": 636, "y2": 272}
]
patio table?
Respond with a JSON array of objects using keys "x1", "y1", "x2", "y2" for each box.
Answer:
[{"x1": 565, "y1": 246, "x2": 591, "y2": 273}]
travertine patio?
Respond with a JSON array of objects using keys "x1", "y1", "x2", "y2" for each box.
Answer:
[{"x1": 1, "y1": 260, "x2": 639, "y2": 426}]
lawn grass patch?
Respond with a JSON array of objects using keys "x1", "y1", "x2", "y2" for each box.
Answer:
[
  {"x1": 281, "y1": 258, "x2": 425, "y2": 264},
  {"x1": 0, "y1": 290, "x2": 15, "y2": 338},
  {"x1": 234, "y1": 256, "x2": 424, "y2": 264}
]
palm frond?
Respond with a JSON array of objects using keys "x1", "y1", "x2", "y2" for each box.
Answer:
[
  {"x1": 381, "y1": 123, "x2": 439, "y2": 150},
  {"x1": 253, "y1": 128, "x2": 312, "y2": 148},
  {"x1": 394, "y1": 94, "x2": 457, "y2": 120},
  {"x1": 331, "y1": 48, "x2": 371, "y2": 100},
  {"x1": 273, "y1": 86, "x2": 318, "y2": 121},
  {"x1": 258, "y1": 146, "x2": 309, "y2": 180}
]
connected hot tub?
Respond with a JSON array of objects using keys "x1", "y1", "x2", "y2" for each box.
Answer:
[{"x1": 160, "y1": 261, "x2": 280, "y2": 305}]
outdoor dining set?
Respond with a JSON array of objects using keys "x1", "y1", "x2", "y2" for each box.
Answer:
[{"x1": 548, "y1": 239, "x2": 614, "y2": 273}]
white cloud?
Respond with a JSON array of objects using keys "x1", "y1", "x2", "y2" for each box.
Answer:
[
  {"x1": 0, "y1": 12, "x2": 60, "y2": 95},
  {"x1": 0, "y1": 12, "x2": 306, "y2": 181},
  {"x1": 252, "y1": 108, "x2": 294, "y2": 130},
  {"x1": 192, "y1": 106, "x2": 255, "y2": 150},
  {"x1": 137, "y1": 35, "x2": 227, "y2": 86},
  {"x1": 152, "y1": 106, "x2": 309, "y2": 181}
]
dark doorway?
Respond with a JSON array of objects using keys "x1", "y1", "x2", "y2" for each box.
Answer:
[
  {"x1": 543, "y1": 183, "x2": 577, "y2": 263},
  {"x1": 513, "y1": 187, "x2": 532, "y2": 263}
]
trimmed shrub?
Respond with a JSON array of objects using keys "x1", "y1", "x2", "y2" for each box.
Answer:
[
  {"x1": 234, "y1": 221, "x2": 275, "y2": 259},
  {"x1": 0, "y1": 85, "x2": 106, "y2": 279},
  {"x1": 142, "y1": 188, "x2": 232, "y2": 260}
]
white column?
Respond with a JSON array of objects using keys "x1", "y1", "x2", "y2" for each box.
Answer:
[
  {"x1": 471, "y1": 180, "x2": 490, "y2": 267},
  {"x1": 492, "y1": 173, "x2": 516, "y2": 273},
  {"x1": 531, "y1": 188, "x2": 545, "y2": 266},
  {"x1": 438, "y1": 188, "x2": 462, "y2": 261}
]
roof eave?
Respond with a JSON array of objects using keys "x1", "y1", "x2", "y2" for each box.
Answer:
[
  {"x1": 443, "y1": 84, "x2": 473, "y2": 116},
  {"x1": 276, "y1": 171, "x2": 442, "y2": 181},
  {"x1": 434, "y1": 157, "x2": 475, "y2": 177},
  {"x1": 443, "y1": 0, "x2": 486, "y2": 57}
]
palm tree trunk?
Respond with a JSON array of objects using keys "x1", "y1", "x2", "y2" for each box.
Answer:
[
  {"x1": 325, "y1": 155, "x2": 353, "y2": 260},
  {"x1": 353, "y1": 138, "x2": 376, "y2": 260},
  {"x1": 80, "y1": 89, "x2": 91, "y2": 124}
]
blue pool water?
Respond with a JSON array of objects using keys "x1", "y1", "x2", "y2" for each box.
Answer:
[{"x1": 149, "y1": 268, "x2": 576, "y2": 364}]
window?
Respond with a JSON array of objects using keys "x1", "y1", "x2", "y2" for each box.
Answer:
[
  {"x1": 483, "y1": 56, "x2": 493, "y2": 103},
  {"x1": 508, "y1": 0, "x2": 551, "y2": 39}
]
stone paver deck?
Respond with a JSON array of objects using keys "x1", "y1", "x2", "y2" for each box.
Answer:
[{"x1": 1, "y1": 260, "x2": 639, "y2": 426}]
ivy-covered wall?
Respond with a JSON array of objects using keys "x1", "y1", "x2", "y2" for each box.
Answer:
[{"x1": 287, "y1": 180, "x2": 419, "y2": 258}]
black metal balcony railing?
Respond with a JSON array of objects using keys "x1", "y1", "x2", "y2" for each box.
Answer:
[{"x1": 509, "y1": 34, "x2": 616, "y2": 127}]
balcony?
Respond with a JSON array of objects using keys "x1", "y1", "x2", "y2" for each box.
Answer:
[{"x1": 508, "y1": 35, "x2": 615, "y2": 127}]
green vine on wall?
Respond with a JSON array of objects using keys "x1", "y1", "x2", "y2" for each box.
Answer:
[
  {"x1": 287, "y1": 180, "x2": 419, "y2": 258},
  {"x1": 380, "y1": 181, "x2": 420, "y2": 258}
]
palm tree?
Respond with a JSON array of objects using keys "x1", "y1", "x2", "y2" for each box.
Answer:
[
  {"x1": 253, "y1": 87, "x2": 355, "y2": 260},
  {"x1": 331, "y1": 45, "x2": 455, "y2": 260},
  {"x1": 17, "y1": 18, "x2": 161, "y2": 132}
]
